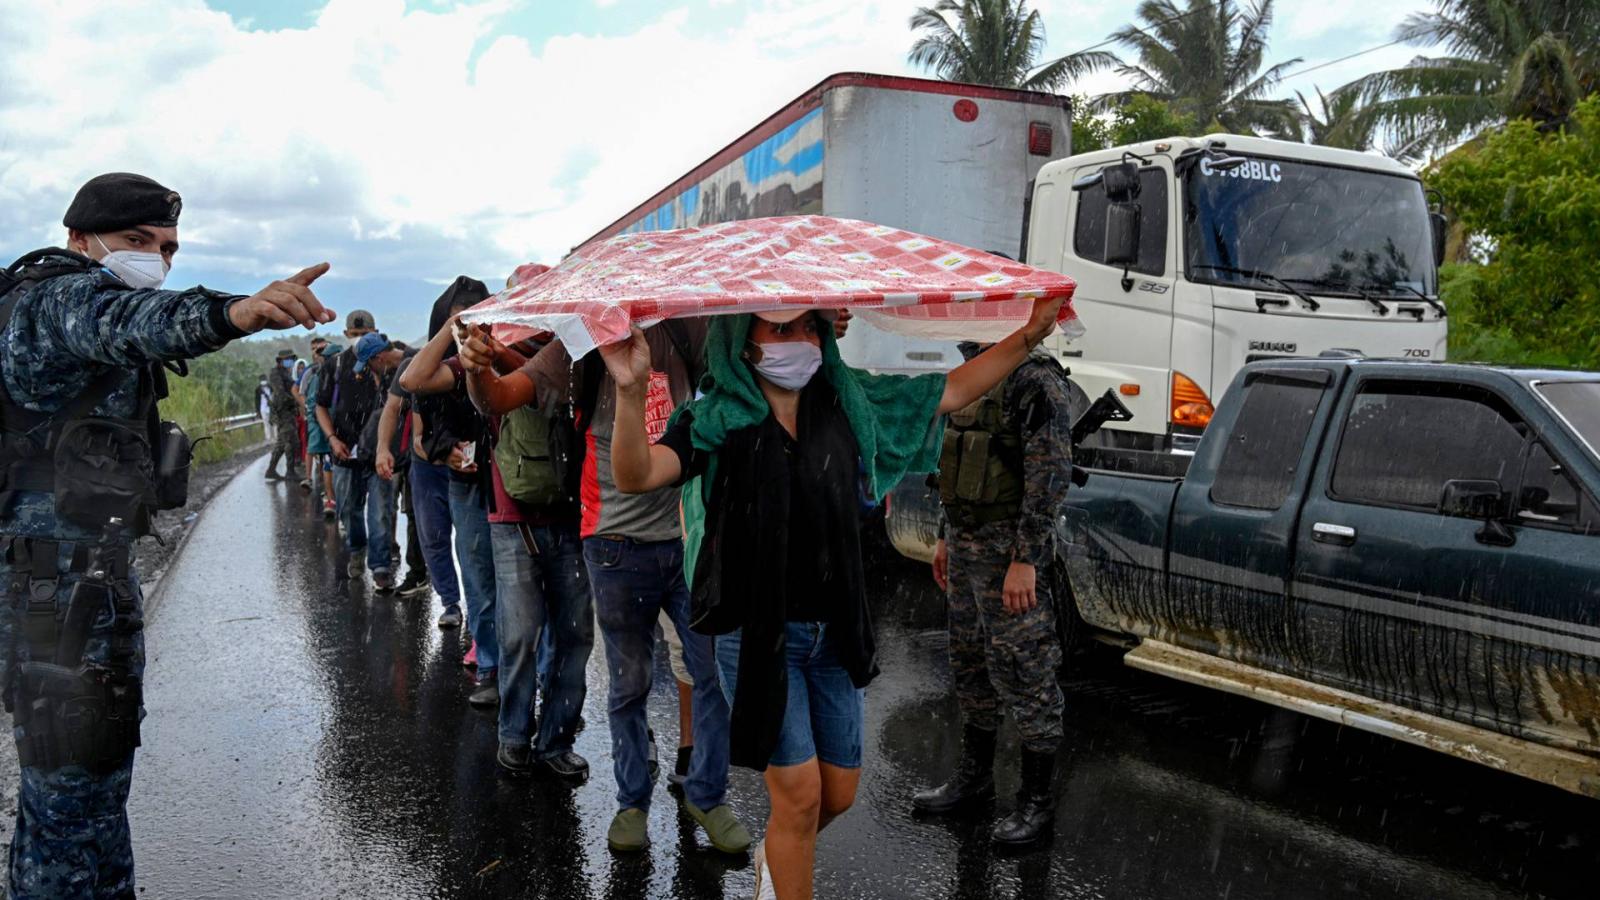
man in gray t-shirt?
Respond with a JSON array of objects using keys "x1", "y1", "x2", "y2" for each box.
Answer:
[{"x1": 467, "y1": 320, "x2": 749, "y2": 854}]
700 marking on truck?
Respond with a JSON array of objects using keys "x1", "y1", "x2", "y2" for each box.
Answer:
[{"x1": 1403, "y1": 348, "x2": 1433, "y2": 358}]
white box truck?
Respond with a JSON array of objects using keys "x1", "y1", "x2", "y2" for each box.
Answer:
[
  {"x1": 578, "y1": 71, "x2": 1074, "y2": 373},
  {"x1": 1029, "y1": 135, "x2": 1448, "y2": 452}
]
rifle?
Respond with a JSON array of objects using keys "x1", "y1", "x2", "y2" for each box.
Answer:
[{"x1": 1069, "y1": 389, "x2": 1134, "y2": 487}]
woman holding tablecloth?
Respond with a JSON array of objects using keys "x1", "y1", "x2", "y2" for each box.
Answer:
[{"x1": 602, "y1": 295, "x2": 1064, "y2": 900}]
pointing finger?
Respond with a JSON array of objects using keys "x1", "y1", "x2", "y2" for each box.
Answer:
[{"x1": 286, "y1": 262, "x2": 330, "y2": 288}]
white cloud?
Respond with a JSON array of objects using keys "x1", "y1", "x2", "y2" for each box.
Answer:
[{"x1": 0, "y1": 0, "x2": 1440, "y2": 314}]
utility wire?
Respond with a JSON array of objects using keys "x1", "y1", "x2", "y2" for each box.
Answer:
[{"x1": 1276, "y1": 37, "x2": 1411, "y2": 83}]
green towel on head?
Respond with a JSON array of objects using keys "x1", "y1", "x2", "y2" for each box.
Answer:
[{"x1": 677, "y1": 313, "x2": 947, "y2": 588}]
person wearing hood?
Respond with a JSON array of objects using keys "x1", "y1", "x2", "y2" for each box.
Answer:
[
  {"x1": 394, "y1": 277, "x2": 500, "y2": 706},
  {"x1": 599, "y1": 295, "x2": 1064, "y2": 900}
]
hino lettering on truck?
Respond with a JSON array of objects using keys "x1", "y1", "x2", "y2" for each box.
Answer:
[{"x1": 1248, "y1": 340, "x2": 1298, "y2": 354}]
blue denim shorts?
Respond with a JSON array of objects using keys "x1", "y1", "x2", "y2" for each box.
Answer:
[{"x1": 716, "y1": 622, "x2": 865, "y2": 769}]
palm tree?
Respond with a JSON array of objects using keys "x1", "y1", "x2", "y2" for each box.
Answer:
[
  {"x1": 1097, "y1": 0, "x2": 1303, "y2": 137},
  {"x1": 1298, "y1": 85, "x2": 1434, "y2": 161},
  {"x1": 1347, "y1": 0, "x2": 1600, "y2": 153},
  {"x1": 907, "y1": 0, "x2": 1117, "y2": 91}
]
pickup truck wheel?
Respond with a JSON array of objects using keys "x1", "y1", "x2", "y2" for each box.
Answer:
[{"x1": 1048, "y1": 559, "x2": 1091, "y2": 677}]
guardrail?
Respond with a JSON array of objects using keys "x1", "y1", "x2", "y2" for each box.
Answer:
[{"x1": 214, "y1": 412, "x2": 263, "y2": 434}]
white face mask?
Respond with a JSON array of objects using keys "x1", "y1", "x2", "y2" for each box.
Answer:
[
  {"x1": 751, "y1": 340, "x2": 822, "y2": 391},
  {"x1": 94, "y1": 234, "x2": 169, "y2": 290}
]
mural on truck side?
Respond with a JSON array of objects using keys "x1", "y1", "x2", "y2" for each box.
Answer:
[{"x1": 621, "y1": 107, "x2": 826, "y2": 237}]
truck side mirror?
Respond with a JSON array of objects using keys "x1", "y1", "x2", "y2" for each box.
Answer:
[
  {"x1": 1104, "y1": 202, "x2": 1140, "y2": 292},
  {"x1": 1439, "y1": 479, "x2": 1506, "y2": 519},
  {"x1": 1430, "y1": 211, "x2": 1448, "y2": 266},
  {"x1": 1101, "y1": 161, "x2": 1140, "y2": 202},
  {"x1": 1440, "y1": 478, "x2": 1515, "y2": 546}
]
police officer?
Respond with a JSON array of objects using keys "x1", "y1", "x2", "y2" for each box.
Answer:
[
  {"x1": 265, "y1": 348, "x2": 302, "y2": 480},
  {"x1": 912, "y1": 340, "x2": 1074, "y2": 847},
  {"x1": 0, "y1": 172, "x2": 334, "y2": 898}
]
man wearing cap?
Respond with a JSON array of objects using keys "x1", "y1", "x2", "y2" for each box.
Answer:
[
  {"x1": 315, "y1": 324, "x2": 403, "y2": 590},
  {"x1": 265, "y1": 348, "x2": 303, "y2": 480},
  {"x1": 0, "y1": 172, "x2": 334, "y2": 897}
]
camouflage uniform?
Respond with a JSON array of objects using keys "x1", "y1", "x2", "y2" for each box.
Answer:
[
  {"x1": 266, "y1": 363, "x2": 300, "y2": 475},
  {"x1": 0, "y1": 251, "x2": 244, "y2": 898},
  {"x1": 941, "y1": 349, "x2": 1073, "y2": 754}
]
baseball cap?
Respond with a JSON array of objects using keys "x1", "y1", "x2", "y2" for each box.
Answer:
[
  {"x1": 352, "y1": 332, "x2": 392, "y2": 372},
  {"x1": 346, "y1": 309, "x2": 376, "y2": 331}
]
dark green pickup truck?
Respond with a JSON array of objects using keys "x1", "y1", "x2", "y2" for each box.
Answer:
[{"x1": 1061, "y1": 358, "x2": 1600, "y2": 797}]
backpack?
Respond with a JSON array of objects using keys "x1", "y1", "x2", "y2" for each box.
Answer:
[{"x1": 495, "y1": 404, "x2": 580, "y2": 507}]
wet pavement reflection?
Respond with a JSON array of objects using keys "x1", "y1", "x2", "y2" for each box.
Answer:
[{"x1": 117, "y1": 457, "x2": 1595, "y2": 898}]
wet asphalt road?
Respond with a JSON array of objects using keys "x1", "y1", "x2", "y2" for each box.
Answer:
[{"x1": 25, "y1": 455, "x2": 1597, "y2": 899}]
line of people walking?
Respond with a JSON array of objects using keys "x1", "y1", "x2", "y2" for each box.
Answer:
[{"x1": 276, "y1": 271, "x2": 1072, "y2": 900}]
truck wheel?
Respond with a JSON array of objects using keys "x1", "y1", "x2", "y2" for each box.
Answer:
[{"x1": 1049, "y1": 558, "x2": 1091, "y2": 677}]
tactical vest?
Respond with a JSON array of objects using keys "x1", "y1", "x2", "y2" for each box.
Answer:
[
  {"x1": 0, "y1": 250, "x2": 192, "y2": 536},
  {"x1": 939, "y1": 377, "x2": 1025, "y2": 528}
]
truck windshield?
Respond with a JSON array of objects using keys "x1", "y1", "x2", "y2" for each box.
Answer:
[
  {"x1": 1183, "y1": 155, "x2": 1437, "y2": 298},
  {"x1": 1536, "y1": 381, "x2": 1600, "y2": 460}
]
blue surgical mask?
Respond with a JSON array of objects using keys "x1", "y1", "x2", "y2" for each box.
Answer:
[{"x1": 280, "y1": 358, "x2": 295, "y2": 369}]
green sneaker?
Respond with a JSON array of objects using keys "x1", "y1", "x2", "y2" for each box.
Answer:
[
  {"x1": 607, "y1": 808, "x2": 649, "y2": 852},
  {"x1": 681, "y1": 800, "x2": 752, "y2": 854}
]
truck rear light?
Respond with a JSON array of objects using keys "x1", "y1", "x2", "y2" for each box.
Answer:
[
  {"x1": 1027, "y1": 122, "x2": 1053, "y2": 156},
  {"x1": 1171, "y1": 371, "x2": 1214, "y2": 429}
]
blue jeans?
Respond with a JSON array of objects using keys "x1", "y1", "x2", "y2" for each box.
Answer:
[
  {"x1": 407, "y1": 460, "x2": 460, "y2": 611},
  {"x1": 449, "y1": 479, "x2": 497, "y2": 679},
  {"x1": 492, "y1": 523, "x2": 593, "y2": 756},
  {"x1": 585, "y1": 536, "x2": 729, "y2": 813},
  {"x1": 332, "y1": 464, "x2": 395, "y2": 572},
  {"x1": 717, "y1": 623, "x2": 866, "y2": 769}
]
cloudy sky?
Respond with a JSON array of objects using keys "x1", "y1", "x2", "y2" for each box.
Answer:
[{"x1": 0, "y1": 0, "x2": 1434, "y2": 340}]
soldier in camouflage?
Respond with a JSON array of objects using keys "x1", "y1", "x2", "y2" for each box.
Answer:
[
  {"x1": 265, "y1": 348, "x2": 302, "y2": 480},
  {"x1": 0, "y1": 172, "x2": 334, "y2": 898},
  {"x1": 912, "y1": 341, "x2": 1073, "y2": 848}
]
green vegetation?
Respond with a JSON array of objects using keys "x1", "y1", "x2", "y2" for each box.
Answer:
[
  {"x1": 1349, "y1": 0, "x2": 1599, "y2": 156},
  {"x1": 906, "y1": 0, "x2": 1115, "y2": 91},
  {"x1": 1096, "y1": 0, "x2": 1301, "y2": 136},
  {"x1": 1430, "y1": 95, "x2": 1600, "y2": 369},
  {"x1": 1071, "y1": 94, "x2": 1200, "y2": 153},
  {"x1": 156, "y1": 332, "x2": 333, "y2": 465}
]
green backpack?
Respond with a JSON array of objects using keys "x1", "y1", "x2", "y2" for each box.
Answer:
[{"x1": 495, "y1": 405, "x2": 576, "y2": 507}]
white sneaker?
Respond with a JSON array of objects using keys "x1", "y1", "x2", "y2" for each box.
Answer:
[{"x1": 753, "y1": 840, "x2": 777, "y2": 900}]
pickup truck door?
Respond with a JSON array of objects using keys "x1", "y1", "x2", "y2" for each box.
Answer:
[
  {"x1": 1290, "y1": 374, "x2": 1600, "y2": 743},
  {"x1": 1163, "y1": 366, "x2": 1338, "y2": 666}
]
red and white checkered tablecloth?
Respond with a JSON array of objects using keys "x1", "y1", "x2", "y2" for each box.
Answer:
[{"x1": 464, "y1": 216, "x2": 1080, "y2": 358}]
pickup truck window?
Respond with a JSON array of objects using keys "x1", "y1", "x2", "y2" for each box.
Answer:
[
  {"x1": 1535, "y1": 381, "x2": 1600, "y2": 461},
  {"x1": 1210, "y1": 375, "x2": 1324, "y2": 510},
  {"x1": 1516, "y1": 441, "x2": 1591, "y2": 530},
  {"x1": 1074, "y1": 166, "x2": 1168, "y2": 276},
  {"x1": 1330, "y1": 383, "x2": 1524, "y2": 513}
]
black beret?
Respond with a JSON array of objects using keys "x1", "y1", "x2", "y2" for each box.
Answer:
[{"x1": 62, "y1": 173, "x2": 182, "y2": 232}]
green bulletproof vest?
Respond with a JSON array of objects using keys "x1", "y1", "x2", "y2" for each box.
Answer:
[{"x1": 938, "y1": 378, "x2": 1024, "y2": 527}]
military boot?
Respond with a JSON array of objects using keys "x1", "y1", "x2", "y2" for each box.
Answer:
[
  {"x1": 264, "y1": 450, "x2": 284, "y2": 480},
  {"x1": 912, "y1": 725, "x2": 996, "y2": 814},
  {"x1": 991, "y1": 748, "x2": 1057, "y2": 846}
]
